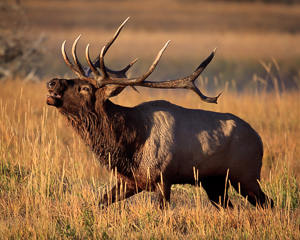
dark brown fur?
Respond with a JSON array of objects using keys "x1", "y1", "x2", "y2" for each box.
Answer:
[
  {"x1": 47, "y1": 78, "x2": 274, "y2": 209},
  {"x1": 47, "y1": 19, "x2": 274, "y2": 208}
]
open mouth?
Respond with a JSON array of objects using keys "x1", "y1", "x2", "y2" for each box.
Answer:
[{"x1": 46, "y1": 91, "x2": 62, "y2": 106}]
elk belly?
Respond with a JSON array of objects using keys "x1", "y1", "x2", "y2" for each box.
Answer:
[
  {"x1": 173, "y1": 119, "x2": 236, "y2": 179},
  {"x1": 194, "y1": 119, "x2": 236, "y2": 175}
]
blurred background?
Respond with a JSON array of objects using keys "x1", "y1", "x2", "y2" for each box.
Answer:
[{"x1": 1, "y1": 0, "x2": 300, "y2": 92}]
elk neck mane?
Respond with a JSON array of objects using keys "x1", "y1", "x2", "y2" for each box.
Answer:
[{"x1": 60, "y1": 93, "x2": 149, "y2": 177}]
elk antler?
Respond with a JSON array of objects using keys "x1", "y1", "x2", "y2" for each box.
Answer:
[
  {"x1": 62, "y1": 17, "x2": 137, "y2": 79},
  {"x1": 61, "y1": 18, "x2": 221, "y2": 103}
]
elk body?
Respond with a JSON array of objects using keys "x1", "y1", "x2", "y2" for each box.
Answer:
[{"x1": 47, "y1": 18, "x2": 273, "y2": 208}]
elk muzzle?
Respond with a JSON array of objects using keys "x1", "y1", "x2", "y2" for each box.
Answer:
[{"x1": 46, "y1": 79, "x2": 64, "y2": 107}]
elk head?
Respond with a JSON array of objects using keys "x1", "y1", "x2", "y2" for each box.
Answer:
[{"x1": 47, "y1": 17, "x2": 221, "y2": 115}]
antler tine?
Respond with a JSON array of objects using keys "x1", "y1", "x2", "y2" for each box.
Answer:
[
  {"x1": 98, "y1": 17, "x2": 131, "y2": 81},
  {"x1": 103, "y1": 17, "x2": 130, "y2": 57},
  {"x1": 71, "y1": 35, "x2": 86, "y2": 76},
  {"x1": 119, "y1": 58, "x2": 138, "y2": 74},
  {"x1": 99, "y1": 46, "x2": 109, "y2": 79},
  {"x1": 88, "y1": 55, "x2": 137, "y2": 75},
  {"x1": 61, "y1": 39, "x2": 97, "y2": 85},
  {"x1": 134, "y1": 40, "x2": 170, "y2": 83},
  {"x1": 192, "y1": 48, "x2": 217, "y2": 81},
  {"x1": 85, "y1": 44, "x2": 101, "y2": 77},
  {"x1": 186, "y1": 48, "x2": 221, "y2": 103},
  {"x1": 192, "y1": 87, "x2": 222, "y2": 104},
  {"x1": 61, "y1": 40, "x2": 82, "y2": 78},
  {"x1": 166, "y1": 48, "x2": 218, "y2": 102}
]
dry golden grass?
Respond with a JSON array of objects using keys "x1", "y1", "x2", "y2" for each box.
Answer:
[
  {"x1": 1, "y1": 0, "x2": 299, "y2": 238},
  {"x1": 0, "y1": 79, "x2": 299, "y2": 239}
]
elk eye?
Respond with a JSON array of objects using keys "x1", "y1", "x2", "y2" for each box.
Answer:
[
  {"x1": 80, "y1": 86, "x2": 90, "y2": 92},
  {"x1": 49, "y1": 81, "x2": 56, "y2": 87}
]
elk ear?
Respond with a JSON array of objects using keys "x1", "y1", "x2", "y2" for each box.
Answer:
[{"x1": 103, "y1": 85, "x2": 125, "y2": 99}]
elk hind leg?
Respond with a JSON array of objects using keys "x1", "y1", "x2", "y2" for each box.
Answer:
[
  {"x1": 231, "y1": 180, "x2": 274, "y2": 208},
  {"x1": 200, "y1": 175, "x2": 233, "y2": 209}
]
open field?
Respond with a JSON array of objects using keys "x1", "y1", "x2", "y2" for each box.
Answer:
[
  {"x1": 0, "y1": 0, "x2": 300, "y2": 239},
  {"x1": 0, "y1": 79, "x2": 299, "y2": 239}
]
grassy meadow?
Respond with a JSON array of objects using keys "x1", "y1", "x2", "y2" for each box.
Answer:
[
  {"x1": 0, "y1": 80, "x2": 299, "y2": 239},
  {"x1": 0, "y1": 0, "x2": 300, "y2": 239}
]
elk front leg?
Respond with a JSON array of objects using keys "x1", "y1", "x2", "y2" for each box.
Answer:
[{"x1": 99, "y1": 181, "x2": 140, "y2": 208}]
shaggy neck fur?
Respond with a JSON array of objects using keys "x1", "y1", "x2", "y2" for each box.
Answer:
[{"x1": 61, "y1": 96, "x2": 148, "y2": 177}]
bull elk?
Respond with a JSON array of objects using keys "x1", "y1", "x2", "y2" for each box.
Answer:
[{"x1": 47, "y1": 18, "x2": 273, "y2": 209}]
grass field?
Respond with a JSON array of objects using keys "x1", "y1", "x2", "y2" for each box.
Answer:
[
  {"x1": 0, "y1": 0, "x2": 300, "y2": 239},
  {"x1": 0, "y1": 79, "x2": 299, "y2": 239}
]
